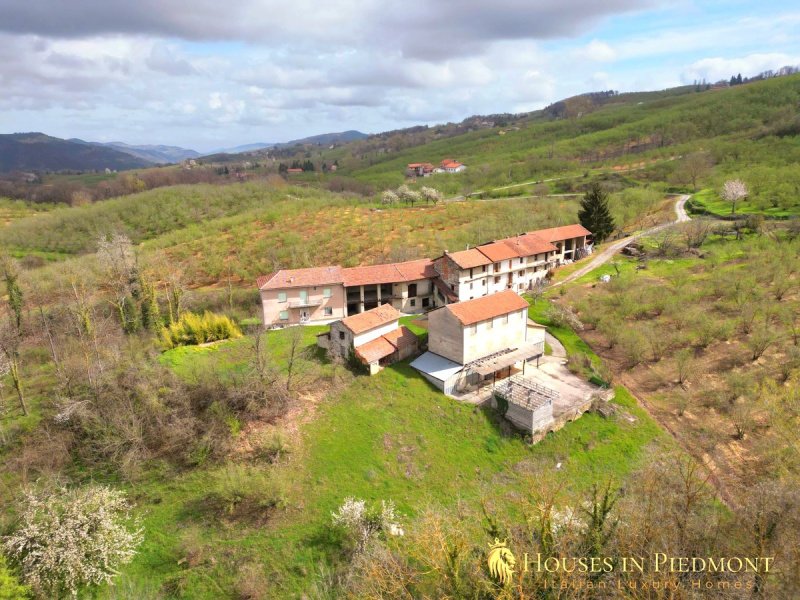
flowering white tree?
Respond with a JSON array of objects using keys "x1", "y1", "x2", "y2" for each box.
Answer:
[
  {"x1": 420, "y1": 186, "x2": 443, "y2": 204},
  {"x1": 720, "y1": 179, "x2": 748, "y2": 214},
  {"x1": 381, "y1": 190, "x2": 399, "y2": 205},
  {"x1": 396, "y1": 185, "x2": 421, "y2": 207},
  {"x1": 4, "y1": 485, "x2": 143, "y2": 597},
  {"x1": 331, "y1": 497, "x2": 403, "y2": 553}
]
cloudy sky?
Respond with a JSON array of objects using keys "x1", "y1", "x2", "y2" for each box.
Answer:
[{"x1": 1, "y1": 0, "x2": 798, "y2": 151}]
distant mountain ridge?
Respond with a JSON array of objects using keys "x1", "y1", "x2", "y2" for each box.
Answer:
[
  {"x1": 0, "y1": 133, "x2": 152, "y2": 173},
  {"x1": 70, "y1": 140, "x2": 201, "y2": 164},
  {"x1": 208, "y1": 130, "x2": 368, "y2": 155}
]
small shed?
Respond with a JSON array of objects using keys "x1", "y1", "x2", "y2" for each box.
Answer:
[
  {"x1": 493, "y1": 375, "x2": 558, "y2": 439},
  {"x1": 410, "y1": 351, "x2": 464, "y2": 395}
]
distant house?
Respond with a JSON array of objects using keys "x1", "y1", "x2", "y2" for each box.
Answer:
[
  {"x1": 440, "y1": 159, "x2": 466, "y2": 173},
  {"x1": 406, "y1": 162, "x2": 434, "y2": 177},
  {"x1": 286, "y1": 168, "x2": 304, "y2": 174},
  {"x1": 317, "y1": 304, "x2": 418, "y2": 374},
  {"x1": 411, "y1": 290, "x2": 545, "y2": 396}
]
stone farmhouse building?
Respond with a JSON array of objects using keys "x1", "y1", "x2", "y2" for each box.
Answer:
[
  {"x1": 316, "y1": 304, "x2": 418, "y2": 375},
  {"x1": 257, "y1": 224, "x2": 591, "y2": 328},
  {"x1": 410, "y1": 290, "x2": 546, "y2": 396}
]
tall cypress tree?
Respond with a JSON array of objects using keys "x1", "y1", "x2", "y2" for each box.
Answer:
[{"x1": 578, "y1": 183, "x2": 615, "y2": 243}]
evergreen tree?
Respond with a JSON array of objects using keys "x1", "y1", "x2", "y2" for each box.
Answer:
[{"x1": 578, "y1": 183, "x2": 615, "y2": 243}]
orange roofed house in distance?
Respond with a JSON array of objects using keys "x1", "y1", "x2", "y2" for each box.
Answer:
[{"x1": 256, "y1": 224, "x2": 592, "y2": 328}]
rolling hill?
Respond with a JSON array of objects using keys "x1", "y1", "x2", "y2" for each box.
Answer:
[
  {"x1": 0, "y1": 132, "x2": 153, "y2": 173},
  {"x1": 80, "y1": 141, "x2": 200, "y2": 164}
]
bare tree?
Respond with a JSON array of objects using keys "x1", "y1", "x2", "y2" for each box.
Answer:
[
  {"x1": 681, "y1": 151, "x2": 713, "y2": 192},
  {"x1": 97, "y1": 233, "x2": 139, "y2": 332}
]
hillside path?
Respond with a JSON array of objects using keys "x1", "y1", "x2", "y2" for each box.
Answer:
[{"x1": 552, "y1": 194, "x2": 691, "y2": 286}]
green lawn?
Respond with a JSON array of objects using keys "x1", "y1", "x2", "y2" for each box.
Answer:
[
  {"x1": 689, "y1": 188, "x2": 798, "y2": 218},
  {"x1": 120, "y1": 322, "x2": 669, "y2": 597}
]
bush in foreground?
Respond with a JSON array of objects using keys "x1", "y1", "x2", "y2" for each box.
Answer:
[
  {"x1": 160, "y1": 311, "x2": 242, "y2": 349},
  {"x1": 4, "y1": 485, "x2": 142, "y2": 598}
]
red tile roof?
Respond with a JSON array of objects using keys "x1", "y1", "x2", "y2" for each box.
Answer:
[
  {"x1": 530, "y1": 224, "x2": 591, "y2": 242},
  {"x1": 355, "y1": 336, "x2": 396, "y2": 364},
  {"x1": 446, "y1": 248, "x2": 492, "y2": 269},
  {"x1": 354, "y1": 326, "x2": 417, "y2": 364},
  {"x1": 342, "y1": 259, "x2": 435, "y2": 287},
  {"x1": 503, "y1": 233, "x2": 557, "y2": 256},
  {"x1": 341, "y1": 303, "x2": 401, "y2": 334},
  {"x1": 476, "y1": 240, "x2": 520, "y2": 262},
  {"x1": 258, "y1": 266, "x2": 342, "y2": 290},
  {"x1": 446, "y1": 290, "x2": 529, "y2": 326}
]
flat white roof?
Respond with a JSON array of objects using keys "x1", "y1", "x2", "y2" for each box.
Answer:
[{"x1": 410, "y1": 351, "x2": 463, "y2": 382}]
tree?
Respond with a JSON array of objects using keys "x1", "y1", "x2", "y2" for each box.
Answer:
[
  {"x1": 721, "y1": 179, "x2": 748, "y2": 215},
  {"x1": 4, "y1": 485, "x2": 142, "y2": 597},
  {"x1": 419, "y1": 186, "x2": 442, "y2": 204},
  {"x1": 681, "y1": 151, "x2": 712, "y2": 192},
  {"x1": 0, "y1": 255, "x2": 26, "y2": 415},
  {"x1": 381, "y1": 190, "x2": 398, "y2": 205},
  {"x1": 578, "y1": 183, "x2": 615, "y2": 243}
]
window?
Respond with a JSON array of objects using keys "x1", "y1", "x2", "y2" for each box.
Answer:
[
  {"x1": 469, "y1": 268, "x2": 474, "y2": 278},
  {"x1": 299, "y1": 290, "x2": 308, "y2": 304},
  {"x1": 324, "y1": 307, "x2": 333, "y2": 316},
  {"x1": 494, "y1": 262, "x2": 501, "y2": 272},
  {"x1": 278, "y1": 292, "x2": 287, "y2": 302},
  {"x1": 519, "y1": 257, "x2": 524, "y2": 264},
  {"x1": 279, "y1": 310, "x2": 289, "y2": 320},
  {"x1": 339, "y1": 331, "x2": 345, "y2": 341},
  {"x1": 494, "y1": 276, "x2": 501, "y2": 284},
  {"x1": 469, "y1": 282, "x2": 474, "y2": 290},
  {"x1": 487, "y1": 317, "x2": 493, "y2": 329},
  {"x1": 323, "y1": 287, "x2": 332, "y2": 298},
  {"x1": 410, "y1": 299, "x2": 416, "y2": 307},
  {"x1": 482, "y1": 279, "x2": 487, "y2": 286},
  {"x1": 481, "y1": 265, "x2": 487, "y2": 273},
  {"x1": 422, "y1": 297, "x2": 430, "y2": 308},
  {"x1": 408, "y1": 283, "x2": 418, "y2": 297}
]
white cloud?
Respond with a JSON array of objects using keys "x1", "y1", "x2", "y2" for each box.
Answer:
[{"x1": 681, "y1": 52, "x2": 800, "y2": 83}]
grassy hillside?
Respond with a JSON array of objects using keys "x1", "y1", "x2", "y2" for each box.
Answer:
[{"x1": 311, "y1": 75, "x2": 800, "y2": 215}]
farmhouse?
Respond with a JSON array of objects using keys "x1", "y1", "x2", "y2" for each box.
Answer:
[
  {"x1": 440, "y1": 158, "x2": 466, "y2": 173},
  {"x1": 406, "y1": 162, "x2": 434, "y2": 177},
  {"x1": 411, "y1": 290, "x2": 545, "y2": 396},
  {"x1": 257, "y1": 267, "x2": 345, "y2": 326},
  {"x1": 256, "y1": 223, "x2": 592, "y2": 328},
  {"x1": 317, "y1": 304, "x2": 418, "y2": 375},
  {"x1": 342, "y1": 259, "x2": 436, "y2": 315},
  {"x1": 533, "y1": 224, "x2": 592, "y2": 264},
  {"x1": 433, "y1": 232, "x2": 558, "y2": 303}
]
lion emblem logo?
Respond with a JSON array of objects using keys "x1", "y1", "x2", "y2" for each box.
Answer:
[{"x1": 487, "y1": 538, "x2": 516, "y2": 585}]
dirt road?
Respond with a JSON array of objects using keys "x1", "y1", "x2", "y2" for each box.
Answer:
[{"x1": 552, "y1": 194, "x2": 691, "y2": 287}]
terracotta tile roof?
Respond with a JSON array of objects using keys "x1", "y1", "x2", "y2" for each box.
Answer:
[
  {"x1": 355, "y1": 325, "x2": 417, "y2": 364},
  {"x1": 502, "y1": 233, "x2": 557, "y2": 255},
  {"x1": 341, "y1": 303, "x2": 401, "y2": 334},
  {"x1": 258, "y1": 266, "x2": 342, "y2": 290},
  {"x1": 382, "y1": 326, "x2": 417, "y2": 351},
  {"x1": 476, "y1": 240, "x2": 520, "y2": 262},
  {"x1": 530, "y1": 224, "x2": 591, "y2": 242},
  {"x1": 446, "y1": 290, "x2": 529, "y2": 326},
  {"x1": 446, "y1": 248, "x2": 492, "y2": 269},
  {"x1": 355, "y1": 336, "x2": 396, "y2": 364},
  {"x1": 342, "y1": 259, "x2": 434, "y2": 287}
]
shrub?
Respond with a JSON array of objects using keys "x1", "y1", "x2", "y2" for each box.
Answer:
[
  {"x1": 160, "y1": 311, "x2": 242, "y2": 349},
  {"x1": 204, "y1": 463, "x2": 287, "y2": 517},
  {"x1": 0, "y1": 554, "x2": 29, "y2": 599},
  {"x1": 331, "y1": 497, "x2": 403, "y2": 554},
  {"x1": 4, "y1": 485, "x2": 142, "y2": 598}
]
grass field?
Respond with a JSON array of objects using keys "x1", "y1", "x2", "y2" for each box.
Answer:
[{"x1": 114, "y1": 315, "x2": 669, "y2": 597}]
